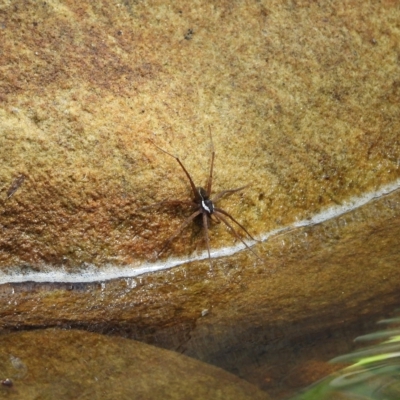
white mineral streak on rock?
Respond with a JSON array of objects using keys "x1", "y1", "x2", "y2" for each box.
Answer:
[{"x1": 1, "y1": 179, "x2": 399, "y2": 284}]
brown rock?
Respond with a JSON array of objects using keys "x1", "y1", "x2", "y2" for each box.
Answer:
[
  {"x1": 0, "y1": 328, "x2": 271, "y2": 400},
  {"x1": 0, "y1": 1, "x2": 399, "y2": 266},
  {"x1": 0, "y1": 188, "x2": 400, "y2": 399},
  {"x1": 1, "y1": 2, "x2": 400, "y2": 399}
]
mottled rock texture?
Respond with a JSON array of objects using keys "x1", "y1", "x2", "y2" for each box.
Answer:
[
  {"x1": 1, "y1": 1, "x2": 400, "y2": 399},
  {"x1": 0, "y1": 0, "x2": 399, "y2": 267},
  {"x1": 0, "y1": 328, "x2": 271, "y2": 399}
]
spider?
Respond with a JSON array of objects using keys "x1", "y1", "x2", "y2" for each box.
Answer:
[{"x1": 148, "y1": 133, "x2": 259, "y2": 267}]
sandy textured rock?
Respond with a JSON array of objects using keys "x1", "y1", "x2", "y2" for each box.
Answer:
[
  {"x1": 0, "y1": 328, "x2": 271, "y2": 400},
  {"x1": 1, "y1": 2, "x2": 400, "y2": 399},
  {"x1": 0, "y1": 0, "x2": 399, "y2": 267}
]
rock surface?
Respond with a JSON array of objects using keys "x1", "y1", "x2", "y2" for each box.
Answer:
[
  {"x1": 0, "y1": 0, "x2": 399, "y2": 267},
  {"x1": 0, "y1": 328, "x2": 271, "y2": 399},
  {"x1": 1, "y1": 188, "x2": 400, "y2": 398},
  {"x1": 0, "y1": 1, "x2": 400, "y2": 399}
]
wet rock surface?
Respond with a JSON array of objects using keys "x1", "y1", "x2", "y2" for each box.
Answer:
[{"x1": 0, "y1": 328, "x2": 271, "y2": 400}]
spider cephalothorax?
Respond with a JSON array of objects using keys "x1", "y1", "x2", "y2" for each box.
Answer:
[
  {"x1": 148, "y1": 132, "x2": 258, "y2": 266},
  {"x1": 196, "y1": 187, "x2": 214, "y2": 214}
]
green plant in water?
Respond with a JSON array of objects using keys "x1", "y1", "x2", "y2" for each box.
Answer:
[{"x1": 289, "y1": 317, "x2": 400, "y2": 400}]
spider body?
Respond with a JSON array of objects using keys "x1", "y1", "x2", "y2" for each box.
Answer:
[
  {"x1": 149, "y1": 133, "x2": 259, "y2": 267},
  {"x1": 196, "y1": 187, "x2": 214, "y2": 214}
]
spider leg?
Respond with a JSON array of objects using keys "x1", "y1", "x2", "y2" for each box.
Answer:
[
  {"x1": 202, "y1": 212, "x2": 213, "y2": 269},
  {"x1": 157, "y1": 209, "x2": 202, "y2": 258},
  {"x1": 213, "y1": 210, "x2": 262, "y2": 260},
  {"x1": 205, "y1": 126, "x2": 215, "y2": 196},
  {"x1": 150, "y1": 141, "x2": 201, "y2": 202},
  {"x1": 209, "y1": 213, "x2": 221, "y2": 224},
  {"x1": 211, "y1": 184, "x2": 250, "y2": 203},
  {"x1": 214, "y1": 207, "x2": 256, "y2": 240},
  {"x1": 140, "y1": 200, "x2": 196, "y2": 211}
]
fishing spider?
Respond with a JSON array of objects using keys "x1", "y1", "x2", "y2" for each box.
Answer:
[{"x1": 148, "y1": 134, "x2": 258, "y2": 266}]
